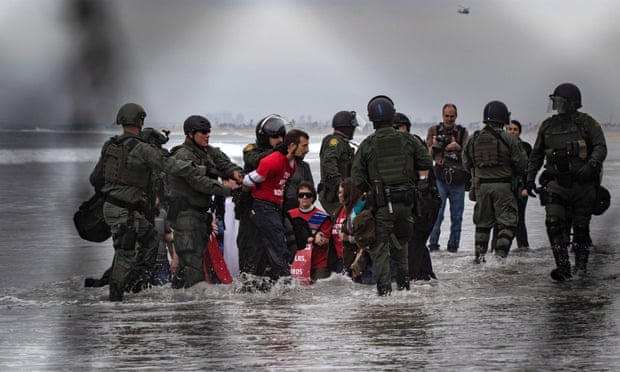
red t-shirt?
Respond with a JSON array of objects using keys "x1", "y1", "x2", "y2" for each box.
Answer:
[
  {"x1": 331, "y1": 207, "x2": 346, "y2": 259},
  {"x1": 288, "y1": 207, "x2": 332, "y2": 270},
  {"x1": 251, "y1": 151, "x2": 295, "y2": 205}
]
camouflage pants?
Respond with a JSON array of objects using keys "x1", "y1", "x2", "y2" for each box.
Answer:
[{"x1": 473, "y1": 183, "x2": 517, "y2": 256}]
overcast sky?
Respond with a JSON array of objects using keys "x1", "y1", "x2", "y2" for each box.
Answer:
[{"x1": 1, "y1": 0, "x2": 619, "y2": 127}]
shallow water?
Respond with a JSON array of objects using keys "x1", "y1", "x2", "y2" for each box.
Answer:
[{"x1": 1, "y1": 130, "x2": 619, "y2": 370}]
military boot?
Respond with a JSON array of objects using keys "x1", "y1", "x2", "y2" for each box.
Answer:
[
  {"x1": 396, "y1": 271, "x2": 410, "y2": 291},
  {"x1": 474, "y1": 244, "x2": 487, "y2": 264},
  {"x1": 573, "y1": 244, "x2": 590, "y2": 277},
  {"x1": 377, "y1": 284, "x2": 392, "y2": 297},
  {"x1": 550, "y1": 244, "x2": 572, "y2": 282},
  {"x1": 109, "y1": 282, "x2": 124, "y2": 302}
]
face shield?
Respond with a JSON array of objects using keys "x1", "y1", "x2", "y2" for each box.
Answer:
[{"x1": 548, "y1": 95, "x2": 572, "y2": 114}]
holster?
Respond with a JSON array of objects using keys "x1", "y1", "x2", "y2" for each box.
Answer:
[{"x1": 167, "y1": 197, "x2": 189, "y2": 222}]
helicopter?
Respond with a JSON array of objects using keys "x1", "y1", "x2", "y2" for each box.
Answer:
[{"x1": 457, "y1": 5, "x2": 470, "y2": 14}]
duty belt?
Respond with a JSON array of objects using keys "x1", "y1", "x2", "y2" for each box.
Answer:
[
  {"x1": 105, "y1": 195, "x2": 146, "y2": 212},
  {"x1": 479, "y1": 177, "x2": 512, "y2": 184}
]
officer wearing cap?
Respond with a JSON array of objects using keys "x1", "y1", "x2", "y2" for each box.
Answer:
[
  {"x1": 319, "y1": 110, "x2": 358, "y2": 216},
  {"x1": 463, "y1": 100, "x2": 527, "y2": 264},
  {"x1": 89, "y1": 103, "x2": 239, "y2": 301},
  {"x1": 526, "y1": 83, "x2": 607, "y2": 281},
  {"x1": 167, "y1": 115, "x2": 244, "y2": 288},
  {"x1": 351, "y1": 96, "x2": 433, "y2": 296}
]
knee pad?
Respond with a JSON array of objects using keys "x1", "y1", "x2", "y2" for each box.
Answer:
[
  {"x1": 572, "y1": 223, "x2": 591, "y2": 246},
  {"x1": 545, "y1": 219, "x2": 568, "y2": 246}
]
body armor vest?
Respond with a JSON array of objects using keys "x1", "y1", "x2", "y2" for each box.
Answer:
[
  {"x1": 369, "y1": 131, "x2": 414, "y2": 186},
  {"x1": 103, "y1": 135, "x2": 150, "y2": 190},
  {"x1": 543, "y1": 116, "x2": 588, "y2": 174},
  {"x1": 472, "y1": 129, "x2": 509, "y2": 168},
  {"x1": 168, "y1": 142, "x2": 216, "y2": 206}
]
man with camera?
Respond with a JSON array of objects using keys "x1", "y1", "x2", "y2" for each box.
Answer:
[{"x1": 425, "y1": 103, "x2": 469, "y2": 253}]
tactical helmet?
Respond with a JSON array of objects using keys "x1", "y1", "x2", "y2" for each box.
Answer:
[
  {"x1": 183, "y1": 115, "x2": 211, "y2": 135},
  {"x1": 256, "y1": 114, "x2": 287, "y2": 147},
  {"x1": 116, "y1": 103, "x2": 146, "y2": 126},
  {"x1": 140, "y1": 127, "x2": 170, "y2": 147},
  {"x1": 549, "y1": 82, "x2": 582, "y2": 114},
  {"x1": 332, "y1": 111, "x2": 359, "y2": 129},
  {"x1": 393, "y1": 112, "x2": 411, "y2": 132},
  {"x1": 483, "y1": 100, "x2": 510, "y2": 126},
  {"x1": 367, "y1": 95, "x2": 395, "y2": 126},
  {"x1": 332, "y1": 110, "x2": 358, "y2": 139}
]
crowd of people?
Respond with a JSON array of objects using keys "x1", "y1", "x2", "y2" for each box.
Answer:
[{"x1": 82, "y1": 82, "x2": 608, "y2": 300}]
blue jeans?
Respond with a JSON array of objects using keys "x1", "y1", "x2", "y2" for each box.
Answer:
[{"x1": 428, "y1": 179, "x2": 465, "y2": 250}]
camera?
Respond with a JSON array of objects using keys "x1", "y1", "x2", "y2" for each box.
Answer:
[{"x1": 432, "y1": 134, "x2": 452, "y2": 152}]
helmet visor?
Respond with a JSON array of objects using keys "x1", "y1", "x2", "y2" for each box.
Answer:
[
  {"x1": 261, "y1": 115, "x2": 287, "y2": 137},
  {"x1": 549, "y1": 95, "x2": 570, "y2": 114}
]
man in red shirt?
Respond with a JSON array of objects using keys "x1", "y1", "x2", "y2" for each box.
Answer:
[{"x1": 242, "y1": 129, "x2": 310, "y2": 283}]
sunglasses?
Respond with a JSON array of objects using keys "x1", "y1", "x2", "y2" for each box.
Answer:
[{"x1": 298, "y1": 192, "x2": 314, "y2": 199}]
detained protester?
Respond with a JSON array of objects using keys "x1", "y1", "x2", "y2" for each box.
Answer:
[{"x1": 241, "y1": 129, "x2": 309, "y2": 289}]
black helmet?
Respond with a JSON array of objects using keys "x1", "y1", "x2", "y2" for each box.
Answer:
[
  {"x1": 393, "y1": 112, "x2": 411, "y2": 132},
  {"x1": 549, "y1": 82, "x2": 582, "y2": 114},
  {"x1": 332, "y1": 110, "x2": 358, "y2": 139},
  {"x1": 183, "y1": 115, "x2": 211, "y2": 135},
  {"x1": 367, "y1": 95, "x2": 395, "y2": 126},
  {"x1": 483, "y1": 100, "x2": 510, "y2": 127},
  {"x1": 256, "y1": 114, "x2": 287, "y2": 148},
  {"x1": 116, "y1": 103, "x2": 146, "y2": 126},
  {"x1": 140, "y1": 127, "x2": 170, "y2": 147}
]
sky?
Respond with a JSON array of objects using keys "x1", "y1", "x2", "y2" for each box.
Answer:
[{"x1": 1, "y1": 0, "x2": 619, "y2": 128}]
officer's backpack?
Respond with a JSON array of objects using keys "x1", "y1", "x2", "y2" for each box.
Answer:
[{"x1": 73, "y1": 192, "x2": 111, "y2": 242}]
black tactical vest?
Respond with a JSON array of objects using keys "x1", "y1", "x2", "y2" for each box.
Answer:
[{"x1": 543, "y1": 116, "x2": 588, "y2": 174}]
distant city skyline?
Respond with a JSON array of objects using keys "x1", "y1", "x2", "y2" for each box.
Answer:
[{"x1": 1, "y1": 1, "x2": 619, "y2": 128}]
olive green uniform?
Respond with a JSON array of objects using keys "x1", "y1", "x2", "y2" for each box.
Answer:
[
  {"x1": 526, "y1": 112, "x2": 606, "y2": 277},
  {"x1": 90, "y1": 133, "x2": 231, "y2": 300},
  {"x1": 168, "y1": 138, "x2": 242, "y2": 288},
  {"x1": 319, "y1": 133, "x2": 355, "y2": 216},
  {"x1": 236, "y1": 143, "x2": 274, "y2": 272},
  {"x1": 463, "y1": 126, "x2": 527, "y2": 260},
  {"x1": 351, "y1": 127, "x2": 433, "y2": 295}
]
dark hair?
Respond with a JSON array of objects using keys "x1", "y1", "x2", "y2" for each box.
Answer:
[
  {"x1": 510, "y1": 119, "x2": 522, "y2": 133},
  {"x1": 296, "y1": 180, "x2": 316, "y2": 202},
  {"x1": 341, "y1": 177, "x2": 363, "y2": 215},
  {"x1": 442, "y1": 103, "x2": 458, "y2": 117},
  {"x1": 284, "y1": 129, "x2": 309, "y2": 147}
]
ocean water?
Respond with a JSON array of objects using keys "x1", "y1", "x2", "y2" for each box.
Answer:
[{"x1": 0, "y1": 129, "x2": 619, "y2": 370}]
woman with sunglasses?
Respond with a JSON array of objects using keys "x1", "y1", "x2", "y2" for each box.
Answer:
[{"x1": 287, "y1": 181, "x2": 332, "y2": 283}]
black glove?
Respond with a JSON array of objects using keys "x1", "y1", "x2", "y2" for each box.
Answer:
[
  {"x1": 575, "y1": 161, "x2": 597, "y2": 183},
  {"x1": 526, "y1": 180, "x2": 537, "y2": 198},
  {"x1": 417, "y1": 178, "x2": 432, "y2": 195}
]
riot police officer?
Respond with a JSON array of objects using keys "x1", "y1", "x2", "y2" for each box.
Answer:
[
  {"x1": 319, "y1": 110, "x2": 358, "y2": 216},
  {"x1": 351, "y1": 96, "x2": 433, "y2": 296},
  {"x1": 168, "y1": 115, "x2": 244, "y2": 288},
  {"x1": 90, "y1": 103, "x2": 238, "y2": 301},
  {"x1": 463, "y1": 101, "x2": 527, "y2": 263},
  {"x1": 526, "y1": 83, "x2": 607, "y2": 281}
]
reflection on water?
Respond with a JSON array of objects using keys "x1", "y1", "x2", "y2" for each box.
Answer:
[
  {"x1": 1, "y1": 132, "x2": 619, "y2": 369},
  {"x1": 2, "y1": 261, "x2": 619, "y2": 370}
]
